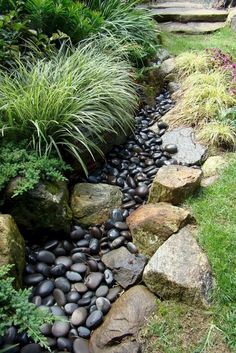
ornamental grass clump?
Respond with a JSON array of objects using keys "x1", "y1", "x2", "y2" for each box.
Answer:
[
  {"x1": 198, "y1": 121, "x2": 236, "y2": 150},
  {"x1": 175, "y1": 51, "x2": 212, "y2": 79},
  {"x1": 0, "y1": 43, "x2": 138, "y2": 173}
]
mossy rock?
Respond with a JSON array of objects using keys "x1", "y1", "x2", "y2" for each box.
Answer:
[
  {"x1": 0, "y1": 214, "x2": 25, "y2": 287},
  {"x1": 4, "y1": 179, "x2": 72, "y2": 235}
]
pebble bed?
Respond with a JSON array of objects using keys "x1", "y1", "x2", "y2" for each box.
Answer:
[{"x1": 0, "y1": 90, "x2": 177, "y2": 353}]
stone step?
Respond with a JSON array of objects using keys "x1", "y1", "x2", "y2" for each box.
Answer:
[
  {"x1": 151, "y1": 8, "x2": 228, "y2": 22},
  {"x1": 159, "y1": 20, "x2": 225, "y2": 32},
  {"x1": 149, "y1": 2, "x2": 206, "y2": 9},
  {"x1": 149, "y1": 0, "x2": 212, "y2": 3}
]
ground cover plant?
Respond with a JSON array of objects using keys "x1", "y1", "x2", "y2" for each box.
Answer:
[
  {"x1": 0, "y1": 42, "x2": 138, "y2": 173},
  {"x1": 0, "y1": 265, "x2": 56, "y2": 350}
]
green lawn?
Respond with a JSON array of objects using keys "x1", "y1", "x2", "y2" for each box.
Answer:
[
  {"x1": 161, "y1": 27, "x2": 236, "y2": 57},
  {"x1": 187, "y1": 158, "x2": 236, "y2": 350}
]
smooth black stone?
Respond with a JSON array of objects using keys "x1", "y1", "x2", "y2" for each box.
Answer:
[
  {"x1": 52, "y1": 319, "x2": 70, "y2": 338},
  {"x1": 44, "y1": 240, "x2": 59, "y2": 251},
  {"x1": 74, "y1": 283, "x2": 88, "y2": 294},
  {"x1": 110, "y1": 236, "x2": 125, "y2": 249},
  {"x1": 24, "y1": 264, "x2": 35, "y2": 274},
  {"x1": 27, "y1": 253, "x2": 37, "y2": 264},
  {"x1": 164, "y1": 144, "x2": 178, "y2": 154},
  {"x1": 32, "y1": 295, "x2": 42, "y2": 306},
  {"x1": 70, "y1": 226, "x2": 86, "y2": 241},
  {"x1": 158, "y1": 121, "x2": 169, "y2": 129},
  {"x1": 50, "y1": 264, "x2": 67, "y2": 277},
  {"x1": 55, "y1": 256, "x2": 72, "y2": 269},
  {"x1": 110, "y1": 208, "x2": 123, "y2": 222},
  {"x1": 135, "y1": 184, "x2": 149, "y2": 198},
  {"x1": 104, "y1": 269, "x2": 113, "y2": 285},
  {"x1": 78, "y1": 297, "x2": 91, "y2": 306},
  {"x1": 66, "y1": 291, "x2": 81, "y2": 302},
  {"x1": 24, "y1": 273, "x2": 44, "y2": 285},
  {"x1": 86, "y1": 310, "x2": 103, "y2": 329},
  {"x1": 64, "y1": 302, "x2": 78, "y2": 315},
  {"x1": 53, "y1": 288, "x2": 66, "y2": 306},
  {"x1": 40, "y1": 323, "x2": 52, "y2": 335},
  {"x1": 77, "y1": 326, "x2": 91, "y2": 339},
  {"x1": 82, "y1": 290, "x2": 94, "y2": 299},
  {"x1": 50, "y1": 306, "x2": 65, "y2": 317},
  {"x1": 66, "y1": 271, "x2": 82, "y2": 282},
  {"x1": 53, "y1": 247, "x2": 66, "y2": 256},
  {"x1": 97, "y1": 262, "x2": 105, "y2": 272},
  {"x1": 120, "y1": 230, "x2": 132, "y2": 240},
  {"x1": 106, "y1": 286, "x2": 122, "y2": 302},
  {"x1": 89, "y1": 304, "x2": 97, "y2": 313},
  {"x1": 107, "y1": 228, "x2": 120, "y2": 241},
  {"x1": 127, "y1": 175, "x2": 136, "y2": 188},
  {"x1": 87, "y1": 260, "x2": 98, "y2": 272},
  {"x1": 73, "y1": 338, "x2": 90, "y2": 353},
  {"x1": 95, "y1": 285, "x2": 109, "y2": 297},
  {"x1": 104, "y1": 219, "x2": 115, "y2": 230},
  {"x1": 62, "y1": 240, "x2": 73, "y2": 252},
  {"x1": 55, "y1": 277, "x2": 71, "y2": 293},
  {"x1": 89, "y1": 226, "x2": 102, "y2": 239},
  {"x1": 155, "y1": 159, "x2": 164, "y2": 167},
  {"x1": 71, "y1": 263, "x2": 87, "y2": 274},
  {"x1": 127, "y1": 242, "x2": 138, "y2": 254},
  {"x1": 42, "y1": 295, "x2": 54, "y2": 306},
  {"x1": 122, "y1": 200, "x2": 136, "y2": 209},
  {"x1": 71, "y1": 252, "x2": 87, "y2": 263},
  {"x1": 57, "y1": 337, "x2": 73, "y2": 351},
  {"x1": 35, "y1": 262, "x2": 50, "y2": 276},
  {"x1": 96, "y1": 297, "x2": 111, "y2": 314},
  {"x1": 35, "y1": 280, "x2": 54, "y2": 298},
  {"x1": 37, "y1": 250, "x2": 55, "y2": 265},
  {"x1": 84, "y1": 272, "x2": 103, "y2": 290},
  {"x1": 20, "y1": 344, "x2": 42, "y2": 353},
  {"x1": 68, "y1": 328, "x2": 78, "y2": 339},
  {"x1": 89, "y1": 238, "x2": 100, "y2": 254},
  {"x1": 76, "y1": 239, "x2": 89, "y2": 247},
  {"x1": 4, "y1": 327, "x2": 17, "y2": 344}
]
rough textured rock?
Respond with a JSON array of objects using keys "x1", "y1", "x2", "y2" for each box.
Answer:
[
  {"x1": 71, "y1": 183, "x2": 123, "y2": 227},
  {"x1": 228, "y1": 8, "x2": 236, "y2": 32},
  {"x1": 126, "y1": 203, "x2": 194, "y2": 257},
  {"x1": 159, "y1": 58, "x2": 176, "y2": 81},
  {"x1": 202, "y1": 155, "x2": 228, "y2": 178},
  {"x1": 0, "y1": 214, "x2": 25, "y2": 287},
  {"x1": 102, "y1": 247, "x2": 147, "y2": 289},
  {"x1": 89, "y1": 285, "x2": 157, "y2": 353},
  {"x1": 5, "y1": 180, "x2": 72, "y2": 235},
  {"x1": 162, "y1": 127, "x2": 207, "y2": 165},
  {"x1": 148, "y1": 165, "x2": 202, "y2": 205},
  {"x1": 143, "y1": 226, "x2": 214, "y2": 307},
  {"x1": 167, "y1": 81, "x2": 181, "y2": 94},
  {"x1": 138, "y1": 65, "x2": 165, "y2": 106},
  {"x1": 159, "y1": 21, "x2": 225, "y2": 33}
]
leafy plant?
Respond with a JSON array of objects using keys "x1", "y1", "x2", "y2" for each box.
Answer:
[
  {"x1": 24, "y1": 0, "x2": 104, "y2": 42},
  {"x1": 0, "y1": 265, "x2": 55, "y2": 350},
  {"x1": 198, "y1": 121, "x2": 236, "y2": 149},
  {"x1": 84, "y1": 0, "x2": 159, "y2": 66},
  {"x1": 0, "y1": 142, "x2": 70, "y2": 197},
  {"x1": 175, "y1": 51, "x2": 211, "y2": 78},
  {"x1": 0, "y1": 43, "x2": 137, "y2": 173}
]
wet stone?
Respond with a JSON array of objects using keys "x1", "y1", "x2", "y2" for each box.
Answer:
[
  {"x1": 37, "y1": 250, "x2": 55, "y2": 264},
  {"x1": 64, "y1": 302, "x2": 78, "y2": 315},
  {"x1": 96, "y1": 297, "x2": 111, "y2": 314},
  {"x1": 52, "y1": 320, "x2": 70, "y2": 338},
  {"x1": 66, "y1": 271, "x2": 82, "y2": 282},
  {"x1": 55, "y1": 277, "x2": 71, "y2": 293},
  {"x1": 36, "y1": 280, "x2": 54, "y2": 298},
  {"x1": 53, "y1": 288, "x2": 66, "y2": 307},
  {"x1": 35, "y1": 263, "x2": 50, "y2": 276},
  {"x1": 24, "y1": 273, "x2": 44, "y2": 285},
  {"x1": 55, "y1": 256, "x2": 72, "y2": 269},
  {"x1": 77, "y1": 326, "x2": 91, "y2": 339},
  {"x1": 20, "y1": 344, "x2": 42, "y2": 353},
  {"x1": 84, "y1": 272, "x2": 103, "y2": 290},
  {"x1": 95, "y1": 285, "x2": 109, "y2": 297},
  {"x1": 74, "y1": 283, "x2": 88, "y2": 294},
  {"x1": 57, "y1": 337, "x2": 72, "y2": 351},
  {"x1": 50, "y1": 264, "x2": 67, "y2": 277},
  {"x1": 71, "y1": 263, "x2": 87, "y2": 274},
  {"x1": 86, "y1": 310, "x2": 103, "y2": 329},
  {"x1": 106, "y1": 286, "x2": 123, "y2": 302},
  {"x1": 66, "y1": 291, "x2": 81, "y2": 302},
  {"x1": 73, "y1": 338, "x2": 90, "y2": 353},
  {"x1": 71, "y1": 307, "x2": 88, "y2": 326}
]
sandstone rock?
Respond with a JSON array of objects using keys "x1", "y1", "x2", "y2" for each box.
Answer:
[
  {"x1": 71, "y1": 183, "x2": 123, "y2": 227},
  {"x1": 102, "y1": 247, "x2": 147, "y2": 289},
  {"x1": 89, "y1": 285, "x2": 156, "y2": 353},
  {"x1": 228, "y1": 8, "x2": 236, "y2": 31},
  {"x1": 159, "y1": 21, "x2": 225, "y2": 34},
  {"x1": 5, "y1": 180, "x2": 72, "y2": 235},
  {"x1": 162, "y1": 127, "x2": 207, "y2": 165},
  {"x1": 0, "y1": 214, "x2": 25, "y2": 287},
  {"x1": 159, "y1": 58, "x2": 176, "y2": 81},
  {"x1": 126, "y1": 203, "x2": 194, "y2": 257},
  {"x1": 167, "y1": 81, "x2": 181, "y2": 94},
  {"x1": 148, "y1": 165, "x2": 202, "y2": 205},
  {"x1": 143, "y1": 226, "x2": 214, "y2": 307},
  {"x1": 202, "y1": 155, "x2": 228, "y2": 178},
  {"x1": 201, "y1": 175, "x2": 219, "y2": 187}
]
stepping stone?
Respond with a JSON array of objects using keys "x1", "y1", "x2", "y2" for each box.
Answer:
[
  {"x1": 148, "y1": 165, "x2": 202, "y2": 205},
  {"x1": 71, "y1": 183, "x2": 123, "y2": 227},
  {"x1": 151, "y1": 8, "x2": 228, "y2": 22},
  {"x1": 102, "y1": 247, "x2": 147, "y2": 289},
  {"x1": 143, "y1": 226, "x2": 214, "y2": 307},
  {"x1": 159, "y1": 21, "x2": 225, "y2": 33},
  {"x1": 89, "y1": 285, "x2": 156, "y2": 353},
  {"x1": 162, "y1": 127, "x2": 207, "y2": 166},
  {"x1": 126, "y1": 203, "x2": 194, "y2": 257},
  {"x1": 149, "y1": 2, "x2": 206, "y2": 9}
]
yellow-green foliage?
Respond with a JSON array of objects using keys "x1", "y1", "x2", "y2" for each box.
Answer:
[
  {"x1": 198, "y1": 121, "x2": 236, "y2": 149},
  {"x1": 179, "y1": 72, "x2": 235, "y2": 125},
  {"x1": 175, "y1": 51, "x2": 212, "y2": 78}
]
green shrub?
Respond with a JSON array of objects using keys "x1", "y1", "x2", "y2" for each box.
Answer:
[
  {"x1": 84, "y1": 0, "x2": 159, "y2": 66},
  {"x1": 25, "y1": 0, "x2": 104, "y2": 42},
  {"x1": 0, "y1": 43, "x2": 137, "y2": 173},
  {"x1": 0, "y1": 265, "x2": 55, "y2": 349},
  {"x1": 0, "y1": 142, "x2": 70, "y2": 197}
]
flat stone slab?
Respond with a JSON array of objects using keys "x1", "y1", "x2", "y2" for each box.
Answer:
[
  {"x1": 143, "y1": 226, "x2": 214, "y2": 307},
  {"x1": 102, "y1": 247, "x2": 147, "y2": 289},
  {"x1": 162, "y1": 127, "x2": 207, "y2": 165},
  {"x1": 159, "y1": 21, "x2": 225, "y2": 33},
  {"x1": 151, "y1": 8, "x2": 228, "y2": 22},
  {"x1": 149, "y1": 2, "x2": 206, "y2": 9},
  {"x1": 89, "y1": 285, "x2": 156, "y2": 353}
]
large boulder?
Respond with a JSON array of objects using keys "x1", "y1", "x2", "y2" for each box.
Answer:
[
  {"x1": 71, "y1": 183, "x2": 123, "y2": 227},
  {"x1": 5, "y1": 180, "x2": 72, "y2": 235},
  {"x1": 201, "y1": 155, "x2": 229, "y2": 187},
  {"x1": 126, "y1": 203, "x2": 194, "y2": 257},
  {"x1": 102, "y1": 247, "x2": 147, "y2": 289},
  {"x1": 159, "y1": 58, "x2": 176, "y2": 82},
  {"x1": 89, "y1": 285, "x2": 157, "y2": 353},
  {"x1": 162, "y1": 127, "x2": 207, "y2": 166},
  {"x1": 143, "y1": 226, "x2": 214, "y2": 307},
  {"x1": 148, "y1": 165, "x2": 202, "y2": 205},
  {"x1": 0, "y1": 214, "x2": 25, "y2": 287}
]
